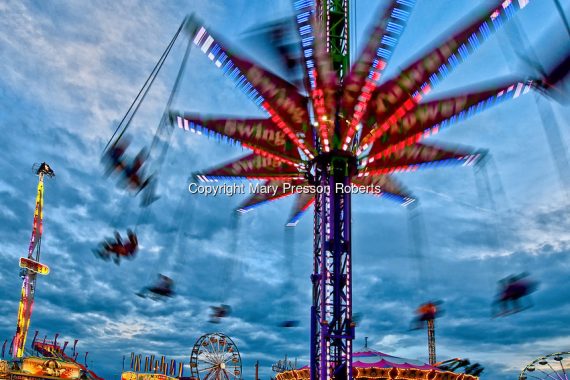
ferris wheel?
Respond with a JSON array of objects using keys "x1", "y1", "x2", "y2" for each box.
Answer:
[
  {"x1": 190, "y1": 333, "x2": 242, "y2": 380},
  {"x1": 519, "y1": 352, "x2": 570, "y2": 380}
]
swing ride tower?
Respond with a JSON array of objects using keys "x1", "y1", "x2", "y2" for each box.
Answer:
[
  {"x1": 13, "y1": 163, "x2": 54, "y2": 358},
  {"x1": 177, "y1": 1, "x2": 534, "y2": 378},
  {"x1": 108, "y1": 0, "x2": 569, "y2": 378},
  {"x1": 308, "y1": 2, "x2": 354, "y2": 380}
]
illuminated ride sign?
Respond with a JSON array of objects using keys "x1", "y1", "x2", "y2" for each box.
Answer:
[
  {"x1": 121, "y1": 371, "x2": 177, "y2": 380},
  {"x1": 19, "y1": 258, "x2": 50, "y2": 276},
  {"x1": 15, "y1": 357, "x2": 82, "y2": 379}
]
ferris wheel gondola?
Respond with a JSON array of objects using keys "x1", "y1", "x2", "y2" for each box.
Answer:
[
  {"x1": 190, "y1": 333, "x2": 242, "y2": 380},
  {"x1": 519, "y1": 352, "x2": 570, "y2": 380}
]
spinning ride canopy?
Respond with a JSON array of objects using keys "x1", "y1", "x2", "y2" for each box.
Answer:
[
  {"x1": 352, "y1": 350, "x2": 437, "y2": 370},
  {"x1": 171, "y1": 0, "x2": 554, "y2": 226}
]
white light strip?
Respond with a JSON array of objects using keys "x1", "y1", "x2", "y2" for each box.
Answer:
[
  {"x1": 201, "y1": 36, "x2": 214, "y2": 52},
  {"x1": 193, "y1": 27, "x2": 206, "y2": 44}
]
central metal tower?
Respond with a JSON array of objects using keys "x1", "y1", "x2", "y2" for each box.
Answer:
[
  {"x1": 311, "y1": 155, "x2": 355, "y2": 380},
  {"x1": 318, "y1": 0, "x2": 350, "y2": 80},
  {"x1": 311, "y1": 2, "x2": 353, "y2": 380}
]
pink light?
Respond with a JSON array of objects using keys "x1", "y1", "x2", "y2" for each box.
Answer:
[
  {"x1": 342, "y1": 54, "x2": 393, "y2": 151},
  {"x1": 193, "y1": 27, "x2": 206, "y2": 44}
]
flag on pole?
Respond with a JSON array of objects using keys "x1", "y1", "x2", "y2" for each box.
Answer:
[
  {"x1": 178, "y1": 362, "x2": 183, "y2": 377},
  {"x1": 31, "y1": 331, "x2": 39, "y2": 347},
  {"x1": 9, "y1": 336, "x2": 15, "y2": 355}
]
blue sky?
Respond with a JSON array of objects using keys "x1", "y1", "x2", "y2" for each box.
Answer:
[{"x1": 0, "y1": 1, "x2": 569, "y2": 379}]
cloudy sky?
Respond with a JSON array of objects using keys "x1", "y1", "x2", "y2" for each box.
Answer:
[{"x1": 0, "y1": 0, "x2": 569, "y2": 379}]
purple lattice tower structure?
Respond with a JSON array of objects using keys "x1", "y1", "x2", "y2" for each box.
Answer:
[{"x1": 311, "y1": 153, "x2": 356, "y2": 380}]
